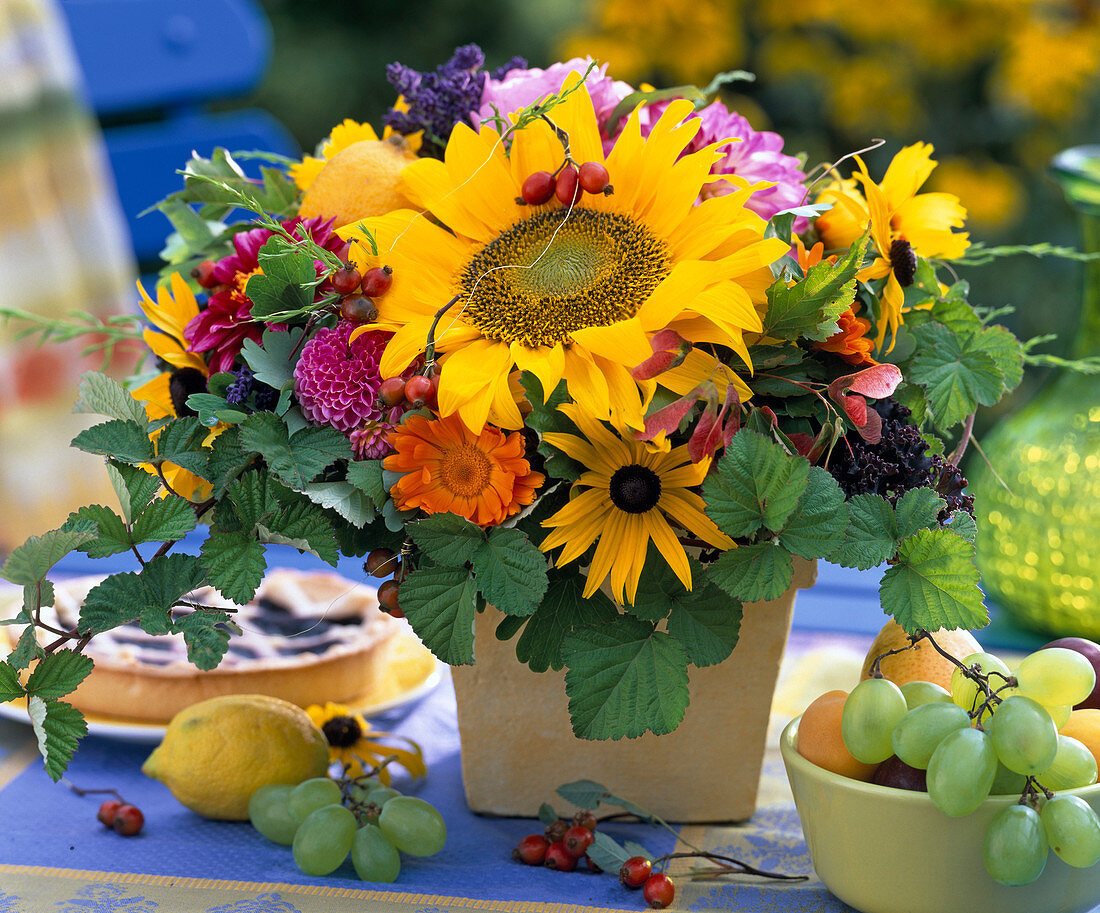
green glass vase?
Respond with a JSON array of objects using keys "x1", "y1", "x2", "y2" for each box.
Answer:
[{"x1": 970, "y1": 146, "x2": 1100, "y2": 637}]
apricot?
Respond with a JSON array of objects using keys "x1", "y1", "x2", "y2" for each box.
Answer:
[
  {"x1": 797, "y1": 690, "x2": 878, "y2": 781},
  {"x1": 860, "y1": 620, "x2": 982, "y2": 690},
  {"x1": 1060, "y1": 709, "x2": 1100, "y2": 770}
]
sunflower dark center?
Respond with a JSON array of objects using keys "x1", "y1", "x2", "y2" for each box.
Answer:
[
  {"x1": 889, "y1": 238, "x2": 917, "y2": 287},
  {"x1": 168, "y1": 367, "x2": 207, "y2": 417},
  {"x1": 458, "y1": 208, "x2": 669, "y2": 347},
  {"x1": 608, "y1": 464, "x2": 662, "y2": 514},
  {"x1": 322, "y1": 715, "x2": 363, "y2": 748}
]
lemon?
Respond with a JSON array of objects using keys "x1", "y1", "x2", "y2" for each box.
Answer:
[
  {"x1": 142, "y1": 694, "x2": 330, "y2": 820},
  {"x1": 298, "y1": 136, "x2": 418, "y2": 228}
]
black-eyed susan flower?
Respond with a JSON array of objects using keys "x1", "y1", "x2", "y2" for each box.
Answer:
[
  {"x1": 306, "y1": 702, "x2": 426, "y2": 783},
  {"x1": 344, "y1": 75, "x2": 786, "y2": 434},
  {"x1": 539, "y1": 403, "x2": 734, "y2": 604}
]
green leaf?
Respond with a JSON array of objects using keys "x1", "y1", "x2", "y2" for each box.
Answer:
[
  {"x1": 153, "y1": 417, "x2": 211, "y2": 478},
  {"x1": 0, "y1": 662, "x2": 25, "y2": 702},
  {"x1": 247, "y1": 238, "x2": 317, "y2": 319},
  {"x1": 71, "y1": 419, "x2": 154, "y2": 464},
  {"x1": 409, "y1": 513, "x2": 486, "y2": 567},
  {"x1": 471, "y1": 528, "x2": 548, "y2": 616},
  {"x1": 703, "y1": 430, "x2": 811, "y2": 538},
  {"x1": 106, "y1": 461, "x2": 161, "y2": 523},
  {"x1": 778, "y1": 467, "x2": 849, "y2": 559},
  {"x1": 227, "y1": 470, "x2": 279, "y2": 528},
  {"x1": 666, "y1": 584, "x2": 742, "y2": 667},
  {"x1": 947, "y1": 510, "x2": 977, "y2": 544},
  {"x1": 173, "y1": 610, "x2": 232, "y2": 670},
  {"x1": 509, "y1": 568, "x2": 619, "y2": 673},
  {"x1": 346, "y1": 459, "x2": 389, "y2": 511},
  {"x1": 239, "y1": 412, "x2": 352, "y2": 489},
  {"x1": 139, "y1": 554, "x2": 207, "y2": 614},
  {"x1": 519, "y1": 374, "x2": 583, "y2": 481},
  {"x1": 880, "y1": 528, "x2": 987, "y2": 634},
  {"x1": 8, "y1": 625, "x2": 43, "y2": 669},
  {"x1": 257, "y1": 499, "x2": 338, "y2": 566},
  {"x1": 28, "y1": 696, "x2": 86, "y2": 781},
  {"x1": 24, "y1": 650, "x2": 93, "y2": 699},
  {"x1": 556, "y1": 779, "x2": 612, "y2": 809},
  {"x1": 894, "y1": 487, "x2": 946, "y2": 540},
  {"x1": 586, "y1": 832, "x2": 635, "y2": 871},
  {"x1": 73, "y1": 371, "x2": 146, "y2": 423},
  {"x1": 562, "y1": 616, "x2": 690, "y2": 739},
  {"x1": 241, "y1": 327, "x2": 305, "y2": 390},
  {"x1": 829, "y1": 494, "x2": 898, "y2": 570},
  {"x1": 708, "y1": 543, "x2": 794, "y2": 602},
  {"x1": 66, "y1": 504, "x2": 132, "y2": 558},
  {"x1": 762, "y1": 231, "x2": 869, "y2": 341},
  {"x1": 976, "y1": 324, "x2": 1024, "y2": 392},
  {"x1": 908, "y1": 324, "x2": 1004, "y2": 428},
  {"x1": 1, "y1": 523, "x2": 97, "y2": 586},
  {"x1": 201, "y1": 531, "x2": 266, "y2": 604},
  {"x1": 298, "y1": 481, "x2": 377, "y2": 526},
  {"x1": 399, "y1": 566, "x2": 478, "y2": 666},
  {"x1": 79, "y1": 571, "x2": 146, "y2": 631},
  {"x1": 132, "y1": 496, "x2": 197, "y2": 545}
]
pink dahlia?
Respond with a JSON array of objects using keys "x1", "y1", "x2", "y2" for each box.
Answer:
[
  {"x1": 295, "y1": 321, "x2": 411, "y2": 456},
  {"x1": 185, "y1": 216, "x2": 348, "y2": 374}
]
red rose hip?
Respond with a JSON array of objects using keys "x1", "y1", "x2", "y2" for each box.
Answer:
[
  {"x1": 331, "y1": 265, "x2": 362, "y2": 295},
  {"x1": 112, "y1": 804, "x2": 144, "y2": 836},
  {"x1": 562, "y1": 824, "x2": 594, "y2": 857},
  {"x1": 97, "y1": 800, "x2": 122, "y2": 827},
  {"x1": 544, "y1": 840, "x2": 577, "y2": 871},
  {"x1": 513, "y1": 833, "x2": 549, "y2": 865},
  {"x1": 521, "y1": 171, "x2": 556, "y2": 205},
  {"x1": 555, "y1": 166, "x2": 581, "y2": 206},
  {"x1": 578, "y1": 161, "x2": 610, "y2": 194},
  {"x1": 361, "y1": 266, "x2": 393, "y2": 297},
  {"x1": 379, "y1": 376, "x2": 407, "y2": 407},
  {"x1": 619, "y1": 855, "x2": 652, "y2": 887},
  {"x1": 643, "y1": 872, "x2": 675, "y2": 909},
  {"x1": 404, "y1": 375, "x2": 433, "y2": 408}
]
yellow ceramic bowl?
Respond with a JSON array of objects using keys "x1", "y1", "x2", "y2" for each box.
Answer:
[{"x1": 780, "y1": 715, "x2": 1100, "y2": 913}]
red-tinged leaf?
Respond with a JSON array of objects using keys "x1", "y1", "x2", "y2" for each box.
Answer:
[
  {"x1": 717, "y1": 383, "x2": 741, "y2": 448},
  {"x1": 856, "y1": 405, "x2": 883, "y2": 444},
  {"x1": 843, "y1": 393, "x2": 868, "y2": 426},
  {"x1": 650, "y1": 328, "x2": 686, "y2": 351},
  {"x1": 759, "y1": 406, "x2": 778, "y2": 427},
  {"x1": 828, "y1": 363, "x2": 902, "y2": 403},
  {"x1": 788, "y1": 432, "x2": 815, "y2": 457},
  {"x1": 688, "y1": 407, "x2": 724, "y2": 463},
  {"x1": 631, "y1": 330, "x2": 691, "y2": 380},
  {"x1": 635, "y1": 395, "x2": 697, "y2": 441}
]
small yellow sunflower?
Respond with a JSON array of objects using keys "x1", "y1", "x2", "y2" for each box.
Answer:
[
  {"x1": 343, "y1": 75, "x2": 786, "y2": 434},
  {"x1": 306, "y1": 702, "x2": 426, "y2": 783},
  {"x1": 540, "y1": 403, "x2": 735, "y2": 604},
  {"x1": 815, "y1": 143, "x2": 969, "y2": 350}
]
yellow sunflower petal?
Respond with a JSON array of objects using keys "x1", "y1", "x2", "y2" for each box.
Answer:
[
  {"x1": 438, "y1": 338, "x2": 514, "y2": 431},
  {"x1": 659, "y1": 489, "x2": 736, "y2": 550},
  {"x1": 510, "y1": 342, "x2": 565, "y2": 401},
  {"x1": 643, "y1": 508, "x2": 693, "y2": 592},
  {"x1": 880, "y1": 142, "x2": 937, "y2": 210}
]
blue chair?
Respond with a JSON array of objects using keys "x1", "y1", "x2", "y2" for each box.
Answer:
[{"x1": 59, "y1": 0, "x2": 300, "y2": 266}]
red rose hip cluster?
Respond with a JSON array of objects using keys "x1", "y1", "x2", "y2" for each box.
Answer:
[
  {"x1": 97, "y1": 799, "x2": 144, "y2": 836},
  {"x1": 519, "y1": 161, "x2": 612, "y2": 207}
]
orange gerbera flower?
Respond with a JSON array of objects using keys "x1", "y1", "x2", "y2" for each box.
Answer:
[
  {"x1": 384, "y1": 413, "x2": 544, "y2": 527},
  {"x1": 815, "y1": 305, "x2": 878, "y2": 367}
]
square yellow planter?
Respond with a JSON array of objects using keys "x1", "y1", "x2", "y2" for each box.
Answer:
[{"x1": 451, "y1": 558, "x2": 817, "y2": 822}]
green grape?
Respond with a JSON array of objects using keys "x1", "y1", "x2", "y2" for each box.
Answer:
[
  {"x1": 841, "y1": 678, "x2": 908, "y2": 764},
  {"x1": 990, "y1": 761, "x2": 1027, "y2": 796},
  {"x1": 927, "y1": 727, "x2": 997, "y2": 817},
  {"x1": 900, "y1": 680, "x2": 953, "y2": 709},
  {"x1": 347, "y1": 778, "x2": 382, "y2": 805},
  {"x1": 1043, "y1": 702, "x2": 1072, "y2": 730},
  {"x1": 366, "y1": 786, "x2": 403, "y2": 807},
  {"x1": 891, "y1": 702, "x2": 971, "y2": 770},
  {"x1": 292, "y1": 804, "x2": 357, "y2": 876},
  {"x1": 988, "y1": 695, "x2": 1059, "y2": 776},
  {"x1": 248, "y1": 784, "x2": 299, "y2": 845},
  {"x1": 1041, "y1": 795, "x2": 1100, "y2": 868},
  {"x1": 951, "y1": 652, "x2": 1011, "y2": 716},
  {"x1": 352, "y1": 824, "x2": 402, "y2": 882},
  {"x1": 378, "y1": 796, "x2": 448, "y2": 856},
  {"x1": 1017, "y1": 648, "x2": 1097, "y2": 708},
  {"x1": 1037, "y1": 735, "x2": 1099, "y2": 791},
  {"x1": 983, "y1": 804, "x2": 1048, "y2": 886},
  {"x1": 288, "y1": 777, "x2": 343, "y2": 823}
]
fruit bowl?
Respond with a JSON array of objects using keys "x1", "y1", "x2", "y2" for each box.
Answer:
[{"x1": 780, "y1": 715, "x2": 1100, "y2": 913}]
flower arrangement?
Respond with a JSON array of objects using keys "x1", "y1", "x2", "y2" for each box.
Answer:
[{"x1": 0, "y1": 47, "x2": 1034, "y2": 778}]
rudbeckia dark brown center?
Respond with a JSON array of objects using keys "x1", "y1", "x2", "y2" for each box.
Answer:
[
  {"x1": 322, "y1": 715, "x2": 363, "y2": 748},
  {"x1": 889, "y1": 238, "x2": 917, "y2": 287},
  {"x1": 168, "y1": 367, "x2": 208, "y2": 417},
  {"x1": 609, "y1": 464, "x2": 662, "y2": 514},
  {"x1": 459, "y1": 208, "x2": 669, "y2": 347}
]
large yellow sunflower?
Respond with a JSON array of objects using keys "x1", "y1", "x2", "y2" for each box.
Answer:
[
  {"x1": 130, "y1": 273, "x2": 219, "y2": 501},
  {"x1": 815, "y1": 143, "x2": 969, "y2": 349},
  {"x1": 540, "y1": 403, "x2": 735, "y2": 604},
  {"x1": 342, "y1": 76, "x2": 787, "y2": 434}
]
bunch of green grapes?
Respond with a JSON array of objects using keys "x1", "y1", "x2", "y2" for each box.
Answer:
[
  {"x1": 247, "y1": 774, "x2": 446, "y2": 881},
  {"x1": 842, "y1": 646, "x2": 1100, "y2": 886}
]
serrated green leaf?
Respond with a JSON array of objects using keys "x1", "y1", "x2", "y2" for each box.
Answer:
[
  {"x1": 345, "y1": 460, "x2": 388, "y2": 511},
  {"x1": 519, "y1": 374, "x2": 582, "y2": 481},
  {"x1": 892, "y1": 383, "x2": 928, "y2": 426},
  {"x1": 239, "y1": 412, "x2": 352, "y2": 489},
  {"x1": 399, "y1": 566, "x2": 478, "y2": 666},
  {"x1": 139, "y1": 554, "x2": 207, "y2": 610},
  {"x1": 930, "y1": 297, "x2": 983, "y2": 336},
  {"x1": 511, "y1": 568, "x2": 618, "y2": 673},
  {"x1": 298, "y1": 481, "x2": 377, "y2": 526},
  {"x1": 0, "y1": 661, "x2": 25, "y2": 702},
  {"x1": 908, "y1": 324, "x2": 1004, "y2": 428},
  {"x1": 153, "y1": 417, "x2": 211, "y2": 478},
  {"x1": 975, "y1": 324, "x2": 1024, "y2": 392},
  {"x1": 200, "y1": 531, "x2": 266, "y2": 604},
  {"x1": 708, "y1": 543, "x2": 794, "y2": 602},
  {"x1": 562, "y1": 616, "x2": 690, "y2": 739},
  {"x1": 74, "y1": 371, "x2": 146, "y2": 423},
  {"x1": 947, "y1": 510, "x2": 977, "y2": 544},
  {"x1": 8, "y1": 625, "x2": 42, "y2": 669},
  {"x1": 71, "y1": 419, "x2": 154, "y2": 464},
  {"x1": 132, "y1": 496, "x2": 197, "y2": 545},
  {"x1": 471, "y1": 528, "x2": 548, "y2": 616},
  {"x1": 66, "y1": 504, "x2": 132, "y2": 558},
  {"x1": 880, "y1": 528, "x2": 987, "y2": 634},
  {"x1": 704, "y1": 430, "x2": 811, "y2": 538},
  {"x1": 666, "y1": 584, "x2": 742, "y2": 667},
  {"x1": 409, "y1": 513, "x2": 485, "y2": 567},
  {"x1": 1, "y1": 523, "x2": 97, "y2": 586},
  {"x1": 894, "y1": 487, "x2": 946, "y2": 540},
  {"x1": 537, "y1": 802, "x2": 559, "y2": 826},
  {"x1": 829, "y1": 493, "x2": 898, "y2": 570},
  {"x1": 257, "y1": 499, "x2": 338, "y2": 566},
  {"x1": 778, "y1": 467, "x2": 849, "y2": 559},
  {"x1": 241, "y1": 327, "x2": 305, "y2": 390},
  {"x1": 247, "y1": 239, "x2": 317, "y2": 319},
  {"x1": 586, "y1": 831, "x2": 633, "y2": 871},
  {"x1": 205, "y1": 426, "x2": 255, "y2": 498},
  {"x1": 24, "y1": 650, "x2": 93, "y2": 699},
  {"x1": 106, "y1": 461, "x2": 162, "y2": 523},
  {"x1": 227, "y1": 470, "x2": 279, "y2": 528},
  {"x1": 28, "y1": 696, "x2": 86, "y2": 781},
  {"x1": 173, "y1": 610, "x2": 232, "y2": 670},
  {"x1": 556, "y1": 779, "x2": 611, "y2": 809}
]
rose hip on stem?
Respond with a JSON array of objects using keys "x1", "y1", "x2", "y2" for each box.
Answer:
[
  {"x1": 112, "y1": 804, "x2": 144, "y2": 836},
  {"x1": 513, "y1": 833, "x2": 549, "y2": 865},
  {"x1": 521, "y1": 171, "x2": 556, "y2": 205},
  {"x1": 562, "y1": 824, "x2": 594, "y2": 858},
  {"x1": 643, "y1": 872, "x2": 675, "y2": 909},
  {"x1": 619, "y1": 856, "x2": 652, "y2": 888},
  {"x1": 544, "y1": 840, "x2": 577, "y2": 871}
]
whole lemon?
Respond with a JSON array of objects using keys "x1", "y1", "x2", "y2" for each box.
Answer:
[
  {"x1": 142, "y1": 694, "x2": 330, "y2": 820},
  {"x1": 298, "y1": 136, "x2": 418, "y2": 228},
  {"x1": 860, "y1": 620, "x2": 982, "y2": 690}
]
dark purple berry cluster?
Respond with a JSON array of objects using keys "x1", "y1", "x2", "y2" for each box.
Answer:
[
  {"x1": 384, "y1": 44, "x2": 526, "y2": 153},
  {"x1": 225, "y1": 364, "x2": 279, "y2": 412},
  {"x1": 830, "y1": 399, "x2": 974, "y2": 519}
]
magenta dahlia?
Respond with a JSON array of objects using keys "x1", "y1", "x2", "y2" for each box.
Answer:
[
  {"x1": 185, "y1": 216, "x2": 348, "y2": 374},
  {"x1": 295, "y1": 321, "x2": 412, "y2": 456}
]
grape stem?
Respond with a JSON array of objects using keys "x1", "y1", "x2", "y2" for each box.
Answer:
[
  {"x1": 651, "y1": 851, "x2": 807, "y2": 882},
  {"x1": 62, "y1": 779, "x2": 126, "y2": 803}
]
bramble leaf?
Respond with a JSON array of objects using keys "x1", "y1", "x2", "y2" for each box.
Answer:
[
  {"x1": 247, "y1": 238, "x2": 317, "y2": 319},
  {"x1": 778, "y1": 467, "x2": 849, "y2": 559},
  {"x1": 0, "y1": 661, "x2": 25, "y2": 702},
  {"x1": 471, "y1": 528, "x2": 548, "y2": 616},
  {"x1": 829, "y1": 494, "x2": 898, "y2": 570},
  {"x1": 66, "y1": 504, "x2": 132, "y2": 558},
  {"x1": 708, "y1": 542, "x2": 794, "y2": 603},
  {"x1": 239, "y1": 412, "x2": 351, "y2": 489},
  {"x1": 399, "y1": 566, "x2": 478, "y2": 666},
  {"x1": 345, "y1": 459, "x2": 388, "y2": 511},
  {"x1": 908, "y1": 324, "x2": 1004, "y2": 428},
  {"x1": 173, "y1": 610, "x2": 232, "y2": 670},
  {"x1": 132, "y1": 495, "x2": 197, "y2": 545},
  {"x1": 894, "y1": 487, "x2": 946, "y2": 540},
  {"x1": 24, "y1": 650, "x2": 93, "y2": 700},
  {"x1": 28, "y1": 696, "x2": 86, "y2": 781},
  {"x1": 201, "y1": 531, "x2": 266, "y2": 604},
  {"x1": 71, "y1": 419, "x2": 154, "y2": 464},
  {"x1": 73, "y1": 371, "x2": 146, "y2": 424},
  {"x1": 409, "y1": 513, "x2": 485, "y2": 567},
  {"x1": 1, "y1": 523, "x2": 97, "y2": 586}
]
